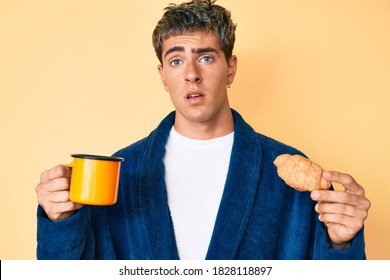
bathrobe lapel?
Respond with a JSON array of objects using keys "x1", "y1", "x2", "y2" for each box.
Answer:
[
  {"x1": 206, "y1": 110, "x2": 262, "y2": 259},
  {"x1": 137, "y1": 110, "x2": 261, "y2": 259},
  {"x1": 137, "y1": 112, "x2": 179, "y2": 259}
]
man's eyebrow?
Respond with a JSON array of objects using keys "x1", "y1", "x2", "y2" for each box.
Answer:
[
  {"x1": 192, "y1": 47, "x2": 218, "y2": 54},
  {"x1": 164, "y1": 46, "x2": 185, "y2": 58},
  {"x1": 163, "y1": 46, "x2": 219, "y2": 58}
]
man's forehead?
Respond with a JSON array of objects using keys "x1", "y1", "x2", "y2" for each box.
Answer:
[{"x1": 162, "y1": 31, "x2": 221, "y2": 50}]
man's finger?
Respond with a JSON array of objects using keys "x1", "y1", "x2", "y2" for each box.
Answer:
[
  {"x1": 323, "y1": 170, "x2": 364, "y2": 195},
  {"x1": 40, "y1": 165, "x2": 71, "y2": 183}
]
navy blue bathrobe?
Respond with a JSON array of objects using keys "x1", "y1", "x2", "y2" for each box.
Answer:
[{"x1": 37, "y1": 109, "x2": 366, "y2": 259}]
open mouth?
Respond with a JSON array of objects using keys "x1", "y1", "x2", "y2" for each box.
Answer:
[{"x1": 186, "y1": 93, "x2": 203, "y2": 99}]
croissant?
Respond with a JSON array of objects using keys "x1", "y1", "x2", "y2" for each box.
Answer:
[{"x1": 273, "y1": 154, "x2": 331, "y2": 192}]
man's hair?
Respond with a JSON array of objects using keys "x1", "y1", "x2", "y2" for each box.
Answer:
[{"x1": 152, "y1": 0, "x2": 237, "y2": 64}]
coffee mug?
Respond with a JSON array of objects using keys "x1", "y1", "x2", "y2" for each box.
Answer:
[{"x1": 67, "y1": 154, "x2": 124, "y2": 205}]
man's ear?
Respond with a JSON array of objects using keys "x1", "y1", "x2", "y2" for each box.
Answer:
[
  {"x1": 157, "y1": 64, "x2": 169, "y2": 91},
  {"x1": 226, "y1": 55, "x2": 238, "y2": 86}
]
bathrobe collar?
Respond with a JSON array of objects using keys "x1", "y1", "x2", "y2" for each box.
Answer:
[{"x1": 137, "y1": 109, "x2": 262, "y2": 259}]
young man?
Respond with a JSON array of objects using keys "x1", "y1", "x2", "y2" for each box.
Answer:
[{"x1": 36, "y1": 0, "x2": 370, "y2": 259}]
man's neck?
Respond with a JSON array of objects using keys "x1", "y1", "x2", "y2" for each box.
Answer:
[{"x1": 173, "y1": 111, "x2": 234, "y2": 140}]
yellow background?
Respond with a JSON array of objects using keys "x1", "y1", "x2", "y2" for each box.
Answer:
[{"x1": 0, "y1": 0, "x2": 389, "y2": 260}]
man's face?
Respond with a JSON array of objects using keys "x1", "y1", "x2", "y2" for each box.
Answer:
[{"x1": 158, "y1": 31, "x2": 237, "y2": 135}]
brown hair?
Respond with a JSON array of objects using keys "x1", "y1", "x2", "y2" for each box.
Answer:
[{"x1": 152, "y1": 0, "x2": 237, "y2": 64}]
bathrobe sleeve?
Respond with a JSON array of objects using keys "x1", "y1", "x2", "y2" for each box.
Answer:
[
  {"x1": 313, "y1": 217, "x2": 366, "y2": 259},
  {"x1": 36, "y1": 205, "x2": 95, "y2": 259}
]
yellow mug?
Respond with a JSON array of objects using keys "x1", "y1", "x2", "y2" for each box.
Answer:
[{"x1": 67, "y1": 154, "x2": 124, "y2": 205}]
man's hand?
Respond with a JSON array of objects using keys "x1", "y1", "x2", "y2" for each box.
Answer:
[
  {"x1": 310, "y1": 170, "x2": 371, "y2": 244},
  {"x1": 36, "y1": 165, "x2": 84, "y2": 221}
]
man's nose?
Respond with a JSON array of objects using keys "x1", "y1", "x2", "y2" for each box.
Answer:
[{"x1": 185, "y1": 62, "x2": 202, "y2": 83}]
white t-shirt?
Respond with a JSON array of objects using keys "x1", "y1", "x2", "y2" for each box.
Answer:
[{"x1": 163, "y1": 127, "x2": 234, "y2": 259}]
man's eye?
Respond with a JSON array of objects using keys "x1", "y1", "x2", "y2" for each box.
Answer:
[
  {"x1": 170, "y1": 59, "x2": 183, "y2": 66},
  {"x1": 200, "y1": 56, "x2": 214, "y2": 63}
]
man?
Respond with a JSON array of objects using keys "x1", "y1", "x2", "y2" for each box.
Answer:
[{"x1": 36, "y1": 0, "x2": 370, "y2": 259}]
